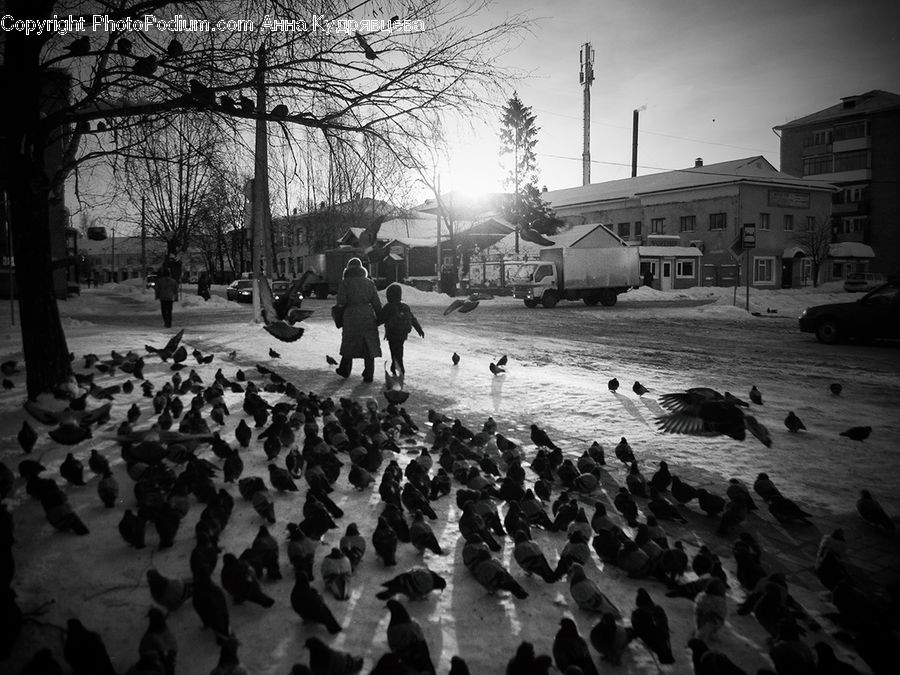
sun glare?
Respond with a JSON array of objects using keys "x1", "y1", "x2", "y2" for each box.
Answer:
[{"x1": 444, "y1": 143, "x2": 505, "y2": 199}]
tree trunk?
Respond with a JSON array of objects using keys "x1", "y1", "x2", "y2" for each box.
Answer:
[{"x1": 6, "y1": 0, "x2": 74, "y2": 399}]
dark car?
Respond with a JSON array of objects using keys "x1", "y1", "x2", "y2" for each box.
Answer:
[
  {"x1": 226, "y1": 279, "x2": 254, "y2": 303},
  {"x1": 271, "y1": 280, "x2": 304, "y2": 308},
  {"x1": 799, "y1": 280, "x2": 900, "y2": 344},
  {"x1": 145, "y1": 274, "x2": 158, "y2": 290}
]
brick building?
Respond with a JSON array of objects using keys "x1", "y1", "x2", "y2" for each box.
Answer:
[{"x1": 775, "y1": 90, "x2": 900, "y2": 276}]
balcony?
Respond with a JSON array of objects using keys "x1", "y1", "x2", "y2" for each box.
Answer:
[
  {"x1": 801, "y1": 142, "x2": 831, "y2": 157},
  {"x1": 833, "y1": 137, "x2": 871, "y2": 153}
]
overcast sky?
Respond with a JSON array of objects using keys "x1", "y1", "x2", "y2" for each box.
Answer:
[{"x1": 443, "y1": 0, "x2": 900, "y2": 193}]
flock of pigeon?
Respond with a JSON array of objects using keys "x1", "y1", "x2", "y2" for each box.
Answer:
[{"x1": 0, "y1": 330, "x2": 897, "y2": 675}]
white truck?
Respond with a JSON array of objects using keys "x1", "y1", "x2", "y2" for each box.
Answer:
[{"x1": 511, "y1": 245, "x2": 641, "y2": 308}]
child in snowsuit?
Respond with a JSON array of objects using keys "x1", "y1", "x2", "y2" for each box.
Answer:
[{"x1": 380, "y1": 283, "x2": 424, "y2": 376}]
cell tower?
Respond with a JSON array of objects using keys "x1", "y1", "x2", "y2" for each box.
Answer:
[{"x1": 579, "y1": 42, "x2": 594, "y2": 186}]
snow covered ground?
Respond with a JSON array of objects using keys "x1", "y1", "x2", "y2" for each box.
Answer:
[{"x1": 1, "y1": 280, "x2": 897, "y2": 674}]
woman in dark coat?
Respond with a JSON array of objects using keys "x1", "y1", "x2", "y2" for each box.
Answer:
[{"x1": 335, "y1": 257, "x2": 382, "y2": 382}]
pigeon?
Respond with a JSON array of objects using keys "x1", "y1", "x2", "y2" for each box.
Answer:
[
  {"x1": 631, "y1": 588, "x2": 674, "y2": 664},
  {"x1": 656, "y1": 388, "x2": 770, "y2": 445},
  {"x1": 589, "y1": 612, "x2": 634, "y2": 666},
  {"x1": 209, "y1": 636, "x2": 247, "y2": 675},
  {"x1": 749, "y1": 385, "x2": 763, "y2": 405},
  {"x1": 48, "y1": 413, "x2": 91, "y2": 445},
  {"x1": 234, "y1": 419, "x2": 252, "y2": 448},
  {"x1": 451, "y1": 352, "x2": 460, "y2": 365},
  {"x1": 784, "y1": 411, "x2": 806, "y2": 433},
  {"x1": 354, "y1": 31, "x2": 378, "y2": 59},
  {"x1": 633, "y1": 381, "x2": 650, "y2": 396},
  {"x1": 496, "y1": 354, "x2": 508, "y2": 367},
  {"x1": 614, "y1": 437, "x2": 635, "y2": 464},
  {"x1": 377, "y1": 567, "x2": 447, "y2": 600},
  {"x1": 191, "y1": 570, "x2": 231, "y2": 644},
  {"x1": 269, "y1": 348, "x2": 280, "y2": 359},
  {"x1": 64, "y1": 618, "x2": 117, "y2": 675},
  {"x1": 696, "y1": 488, "x2": 726, "y2": 517},
  {"x1": 470, "y1": 555, "x2": 528, "y2": 598},
  {"x1": 840, "y1": 426, "x2": 871, "y2": 441},
  {"x1": 321, "y1": 548, "x2": 352, "y2": 600},
  {"x1": 386, "y1": 599, "x2": 436, "y2": 675},
  {"x1": 753, "y1": 472, "x2": 781, "y2": 503},
  {"x1": 670, "y1": 475, "x2": 697, "y2": 504},
  {"x1": 17, "y1": 420, "x2": 38, "y2": 453},
  {"x1": 97, "y1": 468, "x2": 118, "y2": 507},
  {"x1": 147, "y1": 569, "x2": 193, "y2": 612},
  {"x1": 0, "y1": 359, "x2": 18, "y2": 376},
  {"x1": 769, "y1": 619, "x2": 815, "y2": 675},
  {"x1": 649, "y1": 460, "x2": 671, "y2": 492},
  {"x1": 552, "y1": 617, "x2": 599, "y2": 675},
  {"x1": 512, "y1": 530, "x2": 558, "y2": 583},
  {"x1": 119, "y1": 508, "x2": 147, "y2": 548},
  {"x1": 220, "y1": 553, "x2": 275, "y2": 607},
  {"x1": 373, "y1": 516, "x2": 399, "y2": 566},
  {"x1": 568, "y1": 563, "x2": 621, "y2": 616},
  {"x1": 449, "y1": 656, "x2": 470, "y2": 675},
  {"x1": 768, "y1": 493, "x2": 812, "y2": 524},
  {"x1": 409, "y1": 510, "x2": 442, "y2": 555},
  {"x1": 139, "y1": 607, "x2": 177, "y2": 675},
  {"x1": 829, "y1": 383, "x2": 843, "y2": 395},
  {"x1": 608, "y1": 377, "x2": 619, "y2": 393},
  {"x1": 530, "y1": 423, "x2": 560, "y2": 450},
  {"x1": 291, "y1": 571, "x2": 342, "y2": 634},
  {"x1": 339, "y1": 523, "x2": 366, "y2": 570},
  {"x1": 252, "y1": 525, "x2": 282, "y2": 580},
  {"x1": 489, "y1": 362, "x2": 505, "y2": 376},
  {"x1": 687, "y1": 638, "x2": 749, "y2": 675},
  {"x1": 856, "y1": 490, "x2": 894, "y2": 529},
  {"x1": 268, "y1": 463, "x2": 299, "y2": 492},
  {"x1": 60, "y1": 453, "x2": 86, "y2": 486},
  {"x1": 694, "y1": 578, "x2": 728, "y2": 640},
  {"x1": 305, "y1": 637, "x2": 363, "y2": 675}
]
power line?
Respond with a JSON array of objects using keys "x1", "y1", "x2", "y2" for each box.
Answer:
[{"x1": 533, "y1": 106, "x2": 779, "y2": 155}]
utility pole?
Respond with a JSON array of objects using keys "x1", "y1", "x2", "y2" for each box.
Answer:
[{"x1": 579, "y1": 43, "x2": 594, "y2": 186}]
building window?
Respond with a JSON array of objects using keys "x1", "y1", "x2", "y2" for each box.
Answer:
[
  {"x1": 783, "y1": 214, "x2": 794, "y2": 231},
  {"x1": 754, "y1": 257, "x2": 775, "y2": 285},
  {"x1": 709, "y1": 213, "x2": 727, "y2": 230},
  {"x1": 806, "y1": 216, "x2": 816, "y2": 231},
  {"x1": 617, "y1": 222, "x2": 630, "y2": 238},
  {"x1": 803, "y1": 129, "x2": 833, "y2": 147},
  {"x1": 803, "y1": 155, "x2": 832, "y2": 176},
  {"x1": 759, "y1": 213, "x2": 770, "y2": 231},
  {"x1": 839, "y1": 216, "x2": 868, "y2": 234},
  {"x1": 634, "y1": 221, "x2": 642, "y2": 237},
  {"x1": 640, "y1": 261, "x2": 657, "y2": 278},
  {"x1": 650, "y1": 218, "x2": 665, "y2": 234},
  {"x1": 833, "y1": 149, "x2": 869, "y2": 173},
  {"x1": 676, "y1": 260, "x2": 695, "y2": 278},
  {"x1": 834, "y1": 121, "x2": 869, "y2": 141},
  {"x1": 679, "y1": 215, "x2": 695, "y2": 232}
]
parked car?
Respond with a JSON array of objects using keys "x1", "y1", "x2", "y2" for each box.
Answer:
[
  {"x1": 145, "y1": 274, "x2": 158, "y2": 290},
  {"x1": 271, "y1": 281, "x2": 304, "y2": 308},
  {"x1": 226, "y1": 279, "x2": 254, "y2": 303},
  {"x1": 843, "y1": 272, "x2": 886, "y2": 292},
  {"x1": 799, "y1": 279, "x2": 900, "y2": 344}
]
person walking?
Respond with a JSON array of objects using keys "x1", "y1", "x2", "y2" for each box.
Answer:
[
  {"x1": 155, "y1": 268, "x2": 179, "y2": 328},
  {"x1": 380, "y1": 282, "x2": 424, "y2": 376},
  {"x1": 197, "y1": 271, "x2": 211, "y2": 301},
  {"x1": 334, "y1": 257, "x2": 381, "y2": 382}
]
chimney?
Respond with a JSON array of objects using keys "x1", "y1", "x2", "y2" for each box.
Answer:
[
  {"x1": 542, "y1": 185, "x2": 548, "y2": 193},
  {"x1": 695, "y1": 157, "x2": 703, "y2": 167},
  {"x1": 631, "y1": 109, "x2": 639, "y2": 177}
]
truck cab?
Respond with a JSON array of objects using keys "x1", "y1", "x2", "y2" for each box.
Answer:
[{"x1": 512, "y1": 262, "x2": 559, "y2": 307}]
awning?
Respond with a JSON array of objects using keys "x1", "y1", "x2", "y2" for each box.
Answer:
[
  {"x1": 782, "y1": 246, "x2": 807, "y2": 258},
  {"x1": 829, "y1": 242, "x2": 875, "y2": 258},
  {"x1": 638, "y1": 246, "x2": 704, "y2": 257}
]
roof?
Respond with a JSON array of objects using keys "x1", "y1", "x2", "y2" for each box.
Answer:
[
  {"x1": 829, "y1": 242, "x2": 875, "y2": 258},
  {"x1": 774, "y1": 90, "x2": 900, "y2": 130},
  {"x1": 545, "y1": 156, "x2": 836, "y2": 209},
  {"x1": 414, "y1": 192, "x2": 509, "y2": 218},
  {"x1": 639, "y1": 246, "x2": 704, "y2": 258},
  {"x1": 384, "y1": 237, "x2": 439, "y2": 248},
  {"x1": 377, "y1": 215, "x2": 439, "y2": 242}
]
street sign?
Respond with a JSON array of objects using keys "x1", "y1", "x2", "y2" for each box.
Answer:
[{"x1": 742, "y1": 224, "x2": 756, "y2": 249}]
